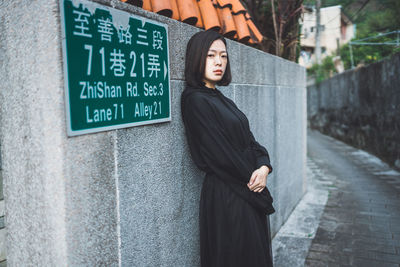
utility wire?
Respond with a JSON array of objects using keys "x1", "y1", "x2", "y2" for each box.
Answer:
[
  {"x1": 303, "y1": 0, "x2": 370, "y2": 27},
  {"x1": 348, "y1": 0, "x2": 370, "y2": 22},
  {"x1": 349, "y1": 30, "x2": 400, "y2": 68}
]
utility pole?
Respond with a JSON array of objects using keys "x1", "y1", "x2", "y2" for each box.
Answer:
[
  {"x1": 315, "y1": 0, "x2": 322, "y2": 64},
  {"x1": 349, "y1": 42, "x2": 355, "y2": 68}
]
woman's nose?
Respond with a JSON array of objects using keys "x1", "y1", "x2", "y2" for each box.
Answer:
[{"x1": 215, "y1": 55, "x2": 222, "y2": 65}]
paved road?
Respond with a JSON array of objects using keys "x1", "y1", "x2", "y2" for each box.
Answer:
[{"x1": 273, "y1": 129, "x2": 400, "y2": 267}]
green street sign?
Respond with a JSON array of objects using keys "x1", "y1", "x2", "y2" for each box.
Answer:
[{"x1": 60, "y1": 0, "x2": 171, "y2": 136}]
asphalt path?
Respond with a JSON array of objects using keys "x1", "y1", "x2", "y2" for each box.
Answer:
[{"x1": 273, "y1": 129, "x2": 400, "y2": 267}]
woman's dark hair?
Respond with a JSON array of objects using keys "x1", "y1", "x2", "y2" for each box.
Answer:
[{"x1": 185, "y1": 30, "x2": 232, "y2": 88}]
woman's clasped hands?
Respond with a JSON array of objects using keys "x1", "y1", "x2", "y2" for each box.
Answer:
[{"x1": 247, "y1": 166, "x2": 270, "y2": 193}]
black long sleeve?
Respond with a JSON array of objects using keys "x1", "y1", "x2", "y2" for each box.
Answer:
[
  {"x1": 181, "y1": 86, "x2": 275, "y2": 215},
  {"x1": 184, "y1": 93, "x2": 255, "y2": 184},
  {"x1": 221, "y1": 94, "x2": 273, "y2": 173},
  {"x1": 249, "y1": 131, "x2": 273, "y2": 172}
]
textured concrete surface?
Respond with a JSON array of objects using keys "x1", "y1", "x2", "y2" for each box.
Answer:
[
  {"x1": 117, "y1": 80, "x2": 203, "y2": 266},
  {"x1": 0, "y1": 138, "x2": 4, "y2": 264},
  {"x1": 0, "y1": 199, "x2": 5, "y2": 262},
  {"x1": 273, "y1": 156, "x2": 330, "y2": 266},
  {"x1": 0, "y1": 0, "x2": 119, "y2": 265},
  {"x1": 64, "y1": 133, "x2": 119, "y2": 266},
  {"x1": 272, "y1": 85, "x2": 307, "y2": 235},
  {"x1": 0, "y1": 228, "x2": 5, "y2": 263},
  {"x1": 0, "y1": 1, "x2": 69, "y2": 265},
  {"x1": 0, "y1": 0, "x2": 306, "y2": 265}
]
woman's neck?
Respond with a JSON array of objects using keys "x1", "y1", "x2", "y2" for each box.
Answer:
[{"x1": 203, "y1": 81, "x2": 216, "y2": 89}]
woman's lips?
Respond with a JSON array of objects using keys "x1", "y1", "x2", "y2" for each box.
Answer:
[{"x1": 214, "y1": 70, "x2": 223, "y2": 75}]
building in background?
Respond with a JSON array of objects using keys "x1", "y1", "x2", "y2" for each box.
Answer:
[{"x1": 299, "y1": 5, "x2": 355, "y2": 70}]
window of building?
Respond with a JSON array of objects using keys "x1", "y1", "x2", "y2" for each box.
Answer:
[{"x1": 310, "y1": 25, "x2": 324, "y2": 32}]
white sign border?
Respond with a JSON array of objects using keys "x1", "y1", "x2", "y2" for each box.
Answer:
[{"x1": 59, "y1": 0, "x2": 172, "y2": 137}]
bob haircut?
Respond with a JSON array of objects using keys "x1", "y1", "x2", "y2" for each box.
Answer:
[{"x1": 185, "y1": 30, "x2": 232, "y2": 88}]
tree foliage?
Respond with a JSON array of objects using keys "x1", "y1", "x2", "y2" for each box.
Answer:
[
  {"x1": 343, "y1": 0, "x2": 400, "y2": 68},
  {"x1": 243, "y1": 0, "x2": 304, "y2": 61},
  {"x1": 307, "y1": 55, "x2": 337, "y2": 83},
  {"x1": 244, "y1": 0, "x2": 400, "y2": 66}
]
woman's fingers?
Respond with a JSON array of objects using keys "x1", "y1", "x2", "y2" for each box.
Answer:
[
  {"x1": 248, "y1": 169, "x2": 268, "y2": 191},
  {"x1": 249, "y1": 176, "x2": 260, "y2": 190},
  {"x1": 251, "y1": 186, "x2": 262, "y2": 193},
  {"x1": 249, "y1": 178, "x2": 267, "y2": 192},
  {"x1": 248, "y1": 171, "x2": 258, "y2": 186},
  {"x1": 255, "y1": 186, "x2": 265, "y2": 193},
  {"x1": 249, "y1": 181, "x2": 265, "y2": 192}
]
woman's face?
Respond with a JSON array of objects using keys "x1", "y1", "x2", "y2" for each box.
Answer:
[{"x1": 203, "y1": 39, "x2": 228, "y2": 89}]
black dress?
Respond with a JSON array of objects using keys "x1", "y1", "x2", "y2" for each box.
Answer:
[{"x1": 181, "y1": 85, "x2": 275, "y2": 267}]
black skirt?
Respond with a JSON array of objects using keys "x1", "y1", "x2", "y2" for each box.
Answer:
[{"x1": 199, "y1": 174, "x2": 273, "y2": 267}]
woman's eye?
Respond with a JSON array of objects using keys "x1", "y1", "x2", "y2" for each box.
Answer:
[
  {"x1": 221, "y1": 55, "x2": 227, "y2": 58},
  {"x1": 207, "y1": 54, "x2": 214, "y2": 57}
]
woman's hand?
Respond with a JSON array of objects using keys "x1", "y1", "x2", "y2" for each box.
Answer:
[{"x1": 247, "y1": 166, "x2": 270, "y2": 193}]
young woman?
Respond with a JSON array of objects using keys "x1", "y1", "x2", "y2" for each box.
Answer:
[{"x1": 181, "y1": 30, "x2": 275, "y2": 267}]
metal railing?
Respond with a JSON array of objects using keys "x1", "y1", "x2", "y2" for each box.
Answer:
[{"x1": 349, "y1": 30, "x2": 400, "y2": 68}]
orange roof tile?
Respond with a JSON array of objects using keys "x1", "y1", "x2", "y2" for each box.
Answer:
[
  {"x1": 198, "y1": 0, "x2": 221, "y2": 31},
  {"x1": 150, "y1": 0, "x2": 173, "y2": 17},
  {"x1": 121, "y1": 0, "x2": 143, "y2": 5},
  {"x1": 230, "y1": 0, "x2": 246, "y2": 14},
  {"x1": 246, "y1": 15, "x2": 263, "y2": 43},
  {"x1": 121, "y1": 0, "x2": 264, "y2": 45},
  {"x1": 216, "y1": 5, "x2": 236, "y2": 38},
  {"x1": 176, "y1": 0, "x2": 198, "y2": 25},
  {"x1": 233, "y1": 13, "x2": 250, "y2": 42},
  {"x1": 142, "y1": 0, "x2": 152, "y2": 12},
  {"x1": 193, "y1": 0, "x2": 205, "y2": 28},
  {"x1": 170, "y1": 0, "x2": 180, "y2": 20},
  {"x1": 216, "y1": 0, "x2": 232, "y2": 8}
]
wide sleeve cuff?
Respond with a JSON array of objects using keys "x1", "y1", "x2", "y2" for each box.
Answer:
[{"x1": 256, "y1": 157, "x2": 273, "y2": 174}]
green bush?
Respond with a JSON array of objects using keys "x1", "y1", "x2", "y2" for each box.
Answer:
[
  {"x1": 340, "y1": 32, "x2": 400, "y2": 69},
  {"x1": 307, "y1": 55, "x2": 338, "y2": 84}
]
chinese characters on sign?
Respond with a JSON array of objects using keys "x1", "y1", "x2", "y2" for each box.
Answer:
[{"x1": 60, "y1": 0, "x2": 170, "y2": 136}]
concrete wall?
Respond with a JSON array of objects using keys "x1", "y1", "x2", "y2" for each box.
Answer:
[
  {"x1": 0, "y1": 144, "x2": 5, "y2": 265},
  {"x1": 0, "y1": 0, "x2": 306, "y2": 265},
  {"x1": 308, "y1": 52, "x2": 400, "y2": 169}
]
